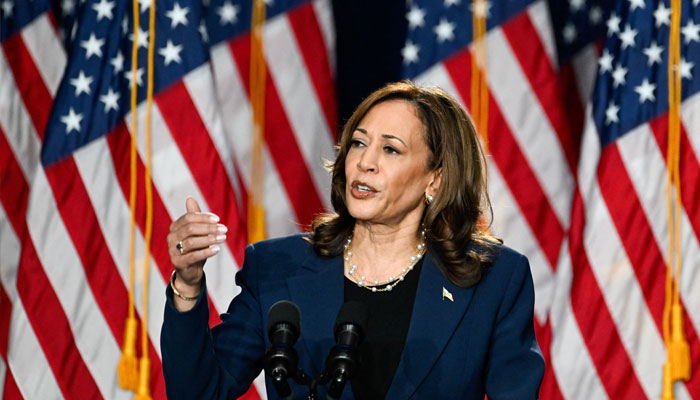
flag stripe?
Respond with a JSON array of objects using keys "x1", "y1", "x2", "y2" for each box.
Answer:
[
  {"x1": 229, "y1": 35, "x2": 326, "y2": 227},
  {"x1": 19, "y1": 13, "x2": 65, "y2": 97},
  {"x1": 1, "y1": 35, "x2": 52, "y2": 140},
  {"x1": 567, "y1": 189, "x2": 647, "y2": 399},
  {"x1": 286, "y1": 2, "x2": 338, "y2": 138},
  {"x1": 501, "y1": 10, "x2": 583, "y2": 173},
  {"x1": 443, "y1": 49, "x2": 565, "y2": 268}
]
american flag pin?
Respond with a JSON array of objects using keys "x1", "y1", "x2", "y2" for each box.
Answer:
[{"x1": 442, "y1": 287, "x2": 454, "y2": 302}]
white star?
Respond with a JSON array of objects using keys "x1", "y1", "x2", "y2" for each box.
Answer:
[
  {"x1": 434, "y1": 18, "x2": 456, "y2": 43},
  {"x1": 598, "y1": 48, "x2": 614, "y2": 73},
  {"x1": 159, "y1": 40, "x2": 183, "y2": 65},
  {"x1": 166, "y1": 2, "x2": 189, "y2": 28},
  {"x1": 199, "y1": 21, "x2": 209, "y2": 43},
  {"x1": 61, "y1": 108, "x2": 83, "y2": 133},
  {"x1": 121, "y1": 16, "x2": 128, "y2": 36},
  {"x1": 402, "y1": 40, "x2": 420, "y2": 65},
  {"x1": 563, "y1": 23, "x2": 577, "y2": 43},
  {"x1": 469, "y1": 0, "x2": 491, "y2": 18},
  {"x1": 217, "y1": 1, "x2": 239, "y2": 25},
  {"x1": 92, "y1": 0, "x2": 114, "y2": 21},
  {"x1": 589, "y1": 6, "x2": 603, "y2": 24},
  {"x1": 634, "y1": 78, "x2": 656, "y2": 103},
  {"x1": 138, "y1": 0, "x2": 150, "y2": 13},
  {"x1": 605, "y1": 102, "x2": 620, "y2": 125},
  {"x1": 570, "y1": 0, "x2": 585, "y2": 12},
  {"x1": 111, "y1": 51, "x2": 124, "y2": 73},
  {"x1": 607, "y1": 13, "x2": 621, "y2": 36},
  {"x1": 618, "y1": 24, "x2": 637, "y2": 49},
  {"x1": 694, "y1": 0, "x2": 700, "y2": 6},
  {"x1": 61, "y1": 0, "x2": 75, "y2": 15},
  {"x1": 444, "y1": 0, "x2": 460, "y2": 6},
  {"x1": 680, "y1": 58, "x2": 694, "y2": 80},
  {"x1": 129, "y1": 26, "x2": 149, "y2": 49},
  {"x1": 80, "y1": 33, "x2": 104, "y2": 59},
  {"x1": 70, "y1": 70, "x2": 93, "y2": 96},
  {"x1": 681, "y1": 20, "x2": 700, "y2": 44},
  {"x1": 99, "y1": 88, "x2": 120, "y2": 112},
  {"x1": 642, "y1": 41, "x2": 663, "y2": 66},
  {"x1": 653, "y1": 3, "x2": 671, "y2": 27},
  {"x1": 628, "y1": 0, "x2": 645, "y2": 11},
  {"x1": 1, "y1": 1, "x2": 13, "y2": 17},
  {"x1": 612, "y1": 63, "x2": 627, "y2": 87},
  {"x1": 124, "y1": 67, "x2": 144, "y2": 89},
  {"x1": 406, "y1": 5, "x2": 426, "y2": 30}
]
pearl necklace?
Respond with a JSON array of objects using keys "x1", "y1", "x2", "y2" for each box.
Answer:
[{"x1": 344, "y1": 230, "x2": 426, "y2": 292}]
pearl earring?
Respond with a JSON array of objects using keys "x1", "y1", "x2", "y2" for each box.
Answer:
[{"x1": 425, "y1": 194, "x2": 434, "y2": 205}]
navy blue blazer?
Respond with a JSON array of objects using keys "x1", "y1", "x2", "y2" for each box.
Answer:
[{"x1": 161, "y1": 234, "x2": 544, "y2": 399}]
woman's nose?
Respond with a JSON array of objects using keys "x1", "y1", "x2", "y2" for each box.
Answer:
[{"x1": 357, "y1": 145, "x2": 378, "y2": 172}]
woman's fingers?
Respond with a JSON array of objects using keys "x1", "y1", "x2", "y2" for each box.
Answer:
[
  {"x1": 170, "y1": 211, "x2": 221, "y2": 233},
  {"x1": 172, "y1": 233, "x2": 226, "y2": 257},
  {"x1": 171, "y1": 244, "x2": 222, "y2": 270}
]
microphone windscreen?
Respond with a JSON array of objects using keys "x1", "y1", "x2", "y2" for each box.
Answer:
[
  {"x1": 334, "y1": 301, "x2": 368, "y2": 336},
  {"x1": 267, "y1": 300, "x2": 301, "y2": 337}
]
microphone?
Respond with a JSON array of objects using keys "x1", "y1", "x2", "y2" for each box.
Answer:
[
  {"x1": 322, "y1": 301, "x2": 368, "y2": 400},
  {"x1": 264, "y1": 300, "x2": 301, "y2": 400}
]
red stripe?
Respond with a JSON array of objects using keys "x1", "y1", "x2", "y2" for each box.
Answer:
[
  {"x1": 104, "y1": 123, "x2": 223, "y2": 328},
  {"x1": 0, "y1": 131, "x2": 103, "y2": 399},
  {"x1": 43, "y1": 157, "x2": 166, "y2": 399},
  {"x1": 287, "y1": 2, "x2": 339, "y2": 139},
  {"x1": 501, "y1": 12, "x2": 583, "y2": 173},
  {"x1": 1, "y1": 35, "x2": 52, "y2": 140},
  {"x1": 443, "y1": 49, "x2": 564, "y2": 268},
  {"x1": 229, "y1": 35, "x2": 326, "y2": 229},
  {"x1": 1, "y1": 369, "x2": 21, "y2": 400},
  {"x1": 534, "y1": 317, "x2": 564, "y2": 400},
  {"x1": 567, "y1": 190, "x2": 647, "y2": 398},
  {"x1": 155, "y1": 82, "x2": 248, "y2": 264},
  {"x1": 598, "y1": 143, "x2": 700, "y2": 397},
  {"x1": 0, "y1": 285, "x2": 23, "y2": 400}
]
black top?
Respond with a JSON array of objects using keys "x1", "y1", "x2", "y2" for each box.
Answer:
[{"x1": 343, "y1": 258, "x2": 424, "y2": 399}]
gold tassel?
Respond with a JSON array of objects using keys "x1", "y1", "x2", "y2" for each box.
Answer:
[
  {"x1": 669, "y1": 304, "x2": 691, "y2": 381},
  {"x1": 134, "y1": 357, "x2": 152, "y2": 400},
  {"x1": 117, "y1": 317, "x2": 139, "y2": 390},
  {"x1": 662, "y1": 362, "x2": 675, "y2": 400}
]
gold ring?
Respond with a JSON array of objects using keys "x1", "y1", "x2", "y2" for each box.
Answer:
[{"x1": 176, "y1": 240, "x2": 185, "y2": 255}]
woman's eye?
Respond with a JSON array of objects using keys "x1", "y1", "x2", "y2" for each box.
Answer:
[
  {"x1": 384, "y1": 146, "x2": 399, "y2": 154},
  {"x1": 350, "y1": 139, "x2": 365, "y2": 148}
]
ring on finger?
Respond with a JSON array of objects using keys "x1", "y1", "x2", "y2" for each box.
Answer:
[{"x1": 176, "y1": 240, "x2": 185, "y2": 255}]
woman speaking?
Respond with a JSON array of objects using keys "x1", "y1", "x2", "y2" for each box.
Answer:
[{"x1": 161, "y1": 81, "x2": 544, "y2": 399}]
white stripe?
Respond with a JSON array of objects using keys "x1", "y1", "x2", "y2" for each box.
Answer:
[
  {"x1": 526, "y1": 1, "x2": 557, "y2": 69},
  {"x1": 0, "y1": 205, "x2": 64, "y2": 400},
  {"x1": 577, "y1": 108, "x2": 602, "y2": 198},
  {"x1": 183, "y1": 64, "x2": 245, "y2": 214},
  {"x1": 0, "y1": 51, "x2": 41, "y2": 180},
  {"x1": 20, "y1": 13, "x2": 66, "y2": 96},
  {"x1": 312, "y1": 0, "x2": 336, "y2": 76},
  {"x1": 210, "y1": 43, "x2": 300, "y2": 238},
  {"x1": 681, "y1": 91, "x2": 700, "y2": 169},
  {"x1": 549, "y1": 241, "x2": 608, "y2": 400},
  {"x1": 25, "y1": 169, "x2": 132, "y2": 400},
  {"x1": 125, "y1": 100, "x2": 240, "y2": 314},
  {"x1": 617, "y1": 123, "x2": 700, "y2": 345},
  {"x1": 583, "y1": 175, "x2": 670, "y2": 399},
  {"x1": 253, "y1": 371, "x2": 267, "y2": 400},
  {"x1": 571, "y1": 45, "x2": 599, "y2": 106},
  {"x1": 487, "y1": 28, "x2": 573, "y2": 226},
  {"x1": 72, "y1": 137, "x2": 166, "y2": 358},
  {"x1": 265, "y1": 15, "x2": 334, "y2": 210}
]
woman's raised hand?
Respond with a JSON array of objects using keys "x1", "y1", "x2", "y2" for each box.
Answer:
[{"x1": 167, "y1": 197, "x2": 227, "y2": 299}]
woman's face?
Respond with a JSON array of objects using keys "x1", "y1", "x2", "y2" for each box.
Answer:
[{"x1": 344, "y1": 100, "x2": 439, "y2": 227}]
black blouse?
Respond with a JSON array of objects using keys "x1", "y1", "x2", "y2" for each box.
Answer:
[{"x1": 343, "y1": 258, "x2": 424, "y2": 399}]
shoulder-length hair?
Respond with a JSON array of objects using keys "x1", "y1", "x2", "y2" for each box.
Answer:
[{"x1": 307, "y1": 81, "x2": 498, "y2": 288}]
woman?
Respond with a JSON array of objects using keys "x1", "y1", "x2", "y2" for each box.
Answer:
[{"x1": 162, "y1": 81, "x2": 544, "y2": 399}]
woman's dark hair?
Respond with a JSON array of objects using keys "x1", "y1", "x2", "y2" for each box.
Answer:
[{"x1": 306, "y1": 81, "x2": 498, "y2": 288}]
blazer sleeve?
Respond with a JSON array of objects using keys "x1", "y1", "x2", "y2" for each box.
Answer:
[
  {"x1": 161, "y1": 244, "x2": 267, "y2": 400},
  {"x1": 484, "y1": 254, "x2": 545, "y2": 399}
]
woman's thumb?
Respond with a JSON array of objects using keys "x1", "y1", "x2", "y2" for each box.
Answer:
[{"x1": 185, "y1": 197, "x2": 202, "y2": 213}]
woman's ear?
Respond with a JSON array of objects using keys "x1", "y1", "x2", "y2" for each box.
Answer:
[{"x1": 427, "y1": 168, "x2": 442, "y2": 196}]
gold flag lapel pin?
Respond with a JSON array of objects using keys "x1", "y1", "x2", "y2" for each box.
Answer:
[{"x1": 442, "y1": 287, "x2": 454, "y2": 302}]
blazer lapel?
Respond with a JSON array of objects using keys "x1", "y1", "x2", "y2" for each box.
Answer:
[
  {"x1": 387, "y1": 252, "x2": 476, "y2": 399},
  {"x1": 286, "y1": 252, "x2": 344, "y2": 376}
]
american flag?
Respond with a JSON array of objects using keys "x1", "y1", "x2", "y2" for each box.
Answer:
[
  {"x1": 0, "y1": 0, "x2": 334, "y2": 398},
  {"x1": 404, "y1": 0, "x2": 700, "y2": 398}
]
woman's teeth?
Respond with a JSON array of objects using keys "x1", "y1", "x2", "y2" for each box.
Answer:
[{"x1": 357, "y1": 185, "x2": 371, "y2": 192}]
